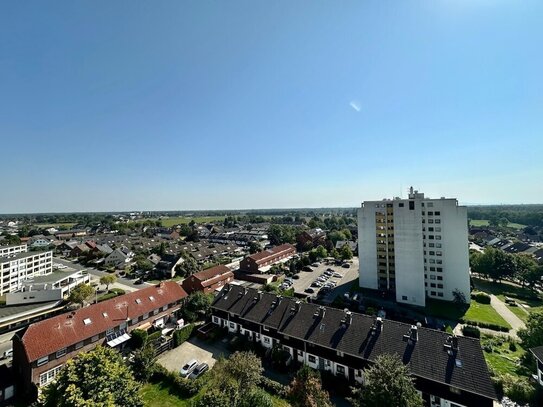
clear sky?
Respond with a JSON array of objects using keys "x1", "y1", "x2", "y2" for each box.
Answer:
[{"x1": 1, "y1": 1, "x2": 542, "y2": 213}]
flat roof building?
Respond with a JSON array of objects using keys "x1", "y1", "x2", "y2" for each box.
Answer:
[
  {"x1": 358, "y1": 188, "x2": 470, "y2": 307},
  {"x1": 0, "y1": 250, "x2": 53, "y2": 296}
]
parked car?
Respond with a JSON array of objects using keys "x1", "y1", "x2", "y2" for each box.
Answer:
[
  {"x1": 311, "y1": 262, "x2": 320, "y2": 267},
  {"x1": 2, "y1": 349, "x2": 13, "y2": 359},
  {"x1": 311, "y1": 281, "x2": 323, "y2": 287},
  {"x1": 327, "y1": 268, "x2": 334, "y2": 272},
  {"x1": 180, "y1": 359, "x2": 199, "y2": 377},
  {"x1": 302, "y1": 266, "x2": 313, "y2": 272},
  {"x1": 189, "y1": 362, "x2": 209, "y2": 379},
  {"x1": 292, "y1": 274, "x2": 300, "y2": 279},
  {"x1": 304, "y1": 287, "x2": 315, "y2": 294},
  {"x1": 342, "y1": 263, "x2": 351, "y2": 268},
  {"x1": 333, "y1": 272, "x2": 342, "y2": 278},
  {"x1": 134, "y1": 279, "x2": 144, "y2": 285}
]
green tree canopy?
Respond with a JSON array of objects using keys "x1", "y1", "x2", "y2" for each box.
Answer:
[
  {"x1": 99, "y1": 274, "x2": 117, "y2": 291},
  {"x1": 68, "y1": 284, "x2": 95, "y2": 307},
  {"x1": 287, "y1": 365, "x2": 332, "y2": 407},
  {"x1": 518, "y1": 312, "x2": 543, "y2": 349},
  {"x1": 39, "y1": 346, "x2": 143, "y2": 407},
  {"x1": 350, "y1": 354, "x2": 423, "y2": 407},
  {"x1": 182, "y1": 291, "x2": 214, "y2": 322},
  {"x1": 131, "y1": 343, "x2": 156, "y2": 382}
]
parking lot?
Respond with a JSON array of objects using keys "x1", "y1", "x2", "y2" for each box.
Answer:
[
  {"x1": 290, "y1": 257, "x2": 359, "y2": 303},
  {"x1": 157, "y1": 336, "x2": 231, "y2": 374}
]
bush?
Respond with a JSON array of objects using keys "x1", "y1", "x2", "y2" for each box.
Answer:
[
  {"x1": 130, "y1": 329, "x2": 148, "y2": 349},
  {"x1": 150, "y1": 364, "x2": 203, "y2": 398},
  {"x1": 462, "y1": 325, "x2": 481, "y2": 338},
  {"x1": 471, "y1": 291, "x2": 491, "y2": 304},
  {"x1": 460, "y1": 319, "x2": 509, "y2": 332},
  {"x1": 260, "y1": 376, "x2": 288, "y2": 398},
  {"x1": 508, "y1": 341, "x2": 517, "y2": 352},
  {"x1": 173, "y1": 323, "x2": 195, "y2": 347},
  {"x1": 110, "y1": 288, "x2": 125, "y2": 295},
  {"x1": 495, "y1": 374, "x2": 537, "y2": 404},
  {"x1": 147, "y1": 331, "x2": 162, "y2": 343},
  {"x1": 240, "y1": 388, "x2": 274, "y2": 407}
]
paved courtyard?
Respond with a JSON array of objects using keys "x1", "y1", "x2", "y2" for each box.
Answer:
[{"x1": 157, "y1": 336, "x2": 232, "y2": 372}]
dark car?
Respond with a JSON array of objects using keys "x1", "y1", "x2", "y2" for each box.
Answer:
[
  {"x1": 134, "y1": 279, "x2": 144, "y2": 285},
  {"x1": 292, "y1": 274, "x2": 300, "y2": 279},
  {"x1": 342, "y1": 263, "x2": 351, "y2": 269},
  {"x1": 189, "y1": 362, "x2": 209, "y2": 379},
  {"x1": 304, "y1": 287, "x2": 315, "y2": 294},
  {"x1": 302, "y1": 266, "x2": 313, "y2": 272}
]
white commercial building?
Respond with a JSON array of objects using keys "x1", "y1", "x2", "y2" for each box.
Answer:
[
  {"x1": 358, "y1": 188, "x2": 470, "y2": 307},
  {"x1": 0, "y1": 250, "x2": 53, "y2": 296},
  {"x1": 0, "y1": 244, "x2": 28, "y2": 257}
]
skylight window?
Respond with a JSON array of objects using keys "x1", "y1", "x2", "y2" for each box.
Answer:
[
  {"x1": 83, "y1": 318, "x2": 92, "y2": 325},
  {"x1": 102, "y1": 312, "x2": 108, "y2": 318},
  {"x1": 149, "y1": 296, "x2": 155, "y2": 301},
  {"x1": 455, "y1": 359, "x2": 463, "y2": 368},
  {"x1": 135, "y1": 299, "x2": 141, "y2": 304}
]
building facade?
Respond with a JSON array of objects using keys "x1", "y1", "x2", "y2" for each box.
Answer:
[
  {"x1": 0, "y1": 244, "x2": 28, "y2": 257},
  {"x1": 358, "y1": 188, "x2": 470, "y2": 307},
  {"x1": 0, "y1": 250, "x2": 53, "y2": 296},
  {"x1": 181, "y1": 265, "x2": 234, "y2": 294},
  {"x1": 211, "y1": 284, "x2": 496, "y2": 407},
  {"x1": 240, "y1": 244, "x2": 296, "y2": 273},
  {"x1": 12, "y1": 281, "x2": 187, "y2": 396}
]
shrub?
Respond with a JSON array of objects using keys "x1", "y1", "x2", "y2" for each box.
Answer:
[
  {"x1": 462, "y1": 325, "x2": 481, "y2": 338},
  {"x1": 460, "y1": 319, "x2": 509, "y2": 332},
  {"x1": 260, "y1": 376, "x2": 288, "y2": 398},
  {"x1": 240, "y1": 388, "x2": 274, "y2": 407},
  {"x1": 496, "y1": 374, "x2": 536, "y2": 404},
  {"x1": 130, "y1": 329, "x2": 148, "y2": 349},
  {"x1": 471, "y1": 291, "x2": 491, "y2": 304},
  {"x1": 147, "y1": 331, "x2": 162, "y2": 343},
  {"x1": 173, "y1": 323, "x2": 195, "y2": 347},
  {"x1": 508, "y1": 341, "x2": 517, "y2": 352},
  {"x1": 110, "y1": 288, "x2": 125, "y2": 295}
]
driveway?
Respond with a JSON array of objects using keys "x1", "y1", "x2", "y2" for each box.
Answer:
[
  {"x1": 157, "y1": 336, "x2": 232, "y2": 372},
  {"x1": 489, "y1": 294, "x2": 526, "y2": 338}
]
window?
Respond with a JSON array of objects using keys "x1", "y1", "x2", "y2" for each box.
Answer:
[
  {"x1": 428, "y1": 211, "x2": 433, "y2": 216},
  {"x1": 337, "y1": 350, "x2": 344, "y2": 357},
  {"x1": 430, "y1": 275, "x2": 436, "y2": 280},
  {"x1": 402, "y1": 295, "x2": 408, "y2": 301},
  {"x1": 83, "y1": 318, "x2": 92, "y2": 325},
  {"x1": 149, "y1": 296, "x2": 155, "y2": 301},
  {"x1": 135, "y1": 298, "x2": 141, "y2": 304},
  {"x1": 409, "y1": 201, "x2": 415, "y2": 210},
  {"x1": 438, "y1": 292, "x2": 444, "y2": 297},
  {"x1": 336, "y1": 365, "x2": 346, "y2": 375},
  {"x1": 263, "y1": 337, "x2": 270, "y2": 344},
  {"x1": 399, "y1": 203, "x2": 404, "y2": 207},
  {"x1": 435, "y1": 219, "x2": 441, "y2": 224},
  {"x1": 56, "y1": 348, "x2": 67, "y2": 358},
  {"x1": 308, "y1": 355, "x2": 317, "y2": 363},
  {"x1": 437, "y1": 267, "x2": 443, "y2": 272},
  {"x1": 436, "y1": 243, "x2": 442, "y2": 248},
  {"x1": 75, "y1": 341, "x2": 84, "y2": 350},
  {"x1": 91, "y1": 335, "x2": 99, "y2": 342},
  {"x1": 229, "y1": 322, "x2": 235, "y2": 328},
  {"x1": 428, "y1": 202, "x2": 434, "y2": 207},
  {"x1": 37, "y1": 356, "x2": 49, "y2": 367},
  {"x1": 436, "y1": 251, "x2": 442, "y2": 256},
  {"x1": 431, "y1": 283, "x2": 436, "y2": 288},
  {"x1": 435, "y1": 211, "x2": 440, "y2": 215},
  {"x1": 437, "y1": 276, "x2": 443, "y2": 281},
  {"x1": 438, "y1": 284, "x2": 444, "y2": 289},
  {"x1": 428, "y1": 219, "x2": 434, "y2": 224},
  {"x1": 431, "y1": 291, "x2": 436, "y2": 296}
]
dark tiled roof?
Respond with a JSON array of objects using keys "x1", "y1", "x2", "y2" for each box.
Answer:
[
  {"x1": 531, "y1": 345, "x2": 543, "y2": 362},
  {"x1": 212, "y1": 285, "x2": 496, "y2": 400}
]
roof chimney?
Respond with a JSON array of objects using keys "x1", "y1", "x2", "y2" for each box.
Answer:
[
  {"x1": 451, "y1": 335, "x2": 459, "y2": 351},
  {"x1": 341, "y1": 309, "x2": 352, "y2": 326},
  {"x1": 410, "y1": 325, "x2": 418, "y2": 342},
  {"x1": 372, "y1": 317, "x2": 383, "y2": 335}
]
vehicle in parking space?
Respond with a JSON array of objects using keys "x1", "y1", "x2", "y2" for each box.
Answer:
[
  {"x1": 317, "y1": 277, "x2": 327, "y2": 283},
  {"x1": 311, "y1": 262, "x2": 319, "y2": 267},
  {"x1": 292, "y1": 274, "x2": 300, "y2": 279},
  {"x1": 189, "y1": 362, "x2": 209, "y2": 379},
  {"x1": 180, "y1": 359, "x2": 199, "y2": 377},
  {"x1": 302, "y1": 266, "x2": 313, "y2": 272},
  {"x1": 342, "y1": 263, "x2": 351, "y2": 268},
  {"x1": 311, "y1": 281, "x2": 323, "y2": 287},
  {"x1": 134, "y1": 279, "x2": 144, "y2": 285},
  {"x1": 324, "y1": 271, "x2": 333, "y2": 276},
  {"x1": 326, "y1": 267, "x2": 334, "y2": 272},
  {"x1": 333, "y1": 272, "x2": 342, "y2": 278},
  {"x1": 304, "y1": 287, "x2": 315, "y2": 294}
]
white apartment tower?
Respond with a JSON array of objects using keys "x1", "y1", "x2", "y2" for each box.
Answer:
[
  {"x1": 0, "y1": 248, "x2": 53, "y2": 296},
  {"x1": 358, "y1": 188, "x2": 470, "y2": 307}
]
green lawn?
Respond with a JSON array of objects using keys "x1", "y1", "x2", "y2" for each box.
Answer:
[
  {"x1": 141, "y1": 382, "x2": 191, "y2": 407},
  {"x1": 463, "y1": 302, "x2": 511, "y2": 329},
  {"x1": 141, "y1": 381, "x2": 289, "y2": 407},
  {"x1": 426, "y1": 298, "x2": 511, "y2": 329},
  {"x1": 469, "y1": 219, "x2": 526, "y2": 230}
]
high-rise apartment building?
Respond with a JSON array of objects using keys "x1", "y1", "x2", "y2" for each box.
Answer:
[
  {"x1": 358, "y1": 188, "x2": 470, "y2": 307},
  {"x1": 0, "y1": 248, "x2": 53, "y2": 296}
]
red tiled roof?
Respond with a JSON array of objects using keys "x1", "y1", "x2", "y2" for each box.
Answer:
[
  {"x1": 247, "y1": 244, "x2": 296, "y2": 264},
  {"x1": 191, "y1": 265, "x2": 232, "y2": 282},
  {"x1": 19, "y1": 281, "x2": 187, "y2": 362}
]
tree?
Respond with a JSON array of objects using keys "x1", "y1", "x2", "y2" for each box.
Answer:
[
  {"x1": 99, "y1": 274, "x2": 117, "y2": 291},
  {"x1": 68, "y1": 284, "x2": 95, "y2": 307},
  {"x1": 134, "y1": 255, "x2": 154, "y2": 271},
  {"x1": 514, "y1": 254, "x2": 539, "y2": 288},
  {"x1": 182, "y1": 291, "x2": 214, "y2": 322},
  {"x1": 349, "y1": 354, "x2": 423, "y2": 407},
  {"x1": 2, "y1": 233, "x2": 21, "y2": 245},
  {"x1": 328, "y1": 230, "x2": 347, "y2": 245},
  {"x1": 249, "y1": 241, "x2": 263, "y2": 254},
  {"x1": 518, "y1": 312, "x2": 543, "y2": 349},
  {"x1": 287, "y1": 365, "x2": 332, "y2": 407},
  {"x1": 131, "y1": 344, "x2": 156, "y2": 382},
  {"x1": 315, "y1": 245, "x2": 328, "y2": 259},
  {"x1": 39, "y1": 346, "x2": 143, "y2": 407},
  {"x1": 340, "y1": 244, "x2": 353, "y2": 261},
  {"x1": 239, "y1": 388, "x2": 274, "y2": 407}
]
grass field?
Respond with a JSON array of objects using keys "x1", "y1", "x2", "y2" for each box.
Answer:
[
  {"x1": 158, "y1": 216, "x2": 226, "y2": 227},
  {"x1": 480, "y1": 334, "x2": 530, "y2": 377},
  {"x1": 33, "y1": 222, "x2": 77, "y2": 229},
  {"x1": 426, "y1": 298, "x2": 511, "y2": 329},
  {"x1": 469, "y1": 219, "x2": 526, "y2": 230}
]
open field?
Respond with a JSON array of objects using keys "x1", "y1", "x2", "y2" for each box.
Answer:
[
  {"x1": 469, "y1": 219, "x2": 526, "y2": 230},
  {"x1": 32, "y1": 222, "x2": 77, "y2": 229},
  {"x1": 157, "y1": 216, "x2": 226, "y2": 227}
]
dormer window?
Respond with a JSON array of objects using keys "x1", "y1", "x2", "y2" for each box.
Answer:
[
  {"x1": 83, "y1": 318, "x2": 92, "y2": 325},
  {"x1": 135, "y1": 299, "x2": 142, "y2": 304},
  {"x1": 102, "y1": 312, "x2": 108, "y2": 318}
]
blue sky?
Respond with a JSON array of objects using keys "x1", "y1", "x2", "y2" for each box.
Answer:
[{"x1": 1, "y1": 1, "x2": 542, "y2": 213}]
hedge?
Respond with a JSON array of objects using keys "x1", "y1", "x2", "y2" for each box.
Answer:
[
  {"x1": 147, "y1": 331, "x2": 162, "y2": 343},
  {"x1": 173, "y1": 323, "x2": 195, "y2": 347},
  {"x1": 471, "y1": 291, "x2": 491, "y2": 304},
  {"x1": 462, "y1": 325, "x2": 481, "y2": 338},
  {"x1": 150, "y1": 364, "x2": 204, "y2": 397},
  {"x1": 260, "y1": 376, "x2": 288, "y2": 398},
  {"x1": 460, "y1": 319, "x2": 509, "y2": 332}
]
